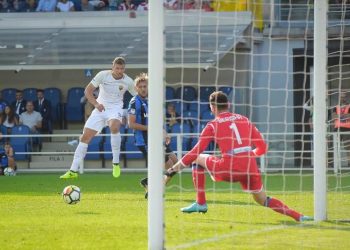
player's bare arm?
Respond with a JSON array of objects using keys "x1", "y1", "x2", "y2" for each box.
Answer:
[
  {"x1": 128, "y1": 113, "x2": 148, "y2": 131},
  {"x1": 85, "y1": 83, "x2": 104, "y2": 112},
  {"x1": 164, "y1": 160, "x2": 186, "y2": 185},
  {"x1": 163, "y1": 129, "x2": 171, "y2": 145}
]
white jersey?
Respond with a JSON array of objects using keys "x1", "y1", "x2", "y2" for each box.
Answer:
[{"x1": 91, "y1": 70, "x2": 136, "y2": 109}]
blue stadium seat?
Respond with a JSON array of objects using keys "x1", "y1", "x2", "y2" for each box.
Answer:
[
  {"x1": 219, "y1": 86, "x2": 234, "y2": 97},
  {"x1": 182, "y1": 110, "x2": 199, "y2": 128},
  {"x1": 175, "y1": 86, "x2": 196, "y2": 101},
  {"x1": 1, "y1": 88, "x2": 17, "y2": 104},
  {"x1": 85, "y1": 136, "x2": 102, "y2": 160},
  {"x1": 23, "y1": 88, "x2": 37, "y2": 102},
  {"x1": 201, "y1": 110, "x2": 214, "y2": 122},
  {"x1": 10, "y1": 125, "x2": 31, "y2": 160},
  {"x1": 192, "y1": 122, "x2": 208, "y2": 134},
  {"x1": 166, "y1": 100, "x2": 187, "y2": 115},
  {"x1": 103, "y1": 142, "x2": 112, "y2": 160},
  {"x1": 169, "y1": 123, "x2": 191, "y2": 152},
  {"x1": 199, "y1": 103, "x2": 210, "y2": 115},
  {"x1": 44, "y1": 88, "x2": 62, "y2": 121},
  {"x1": 199, "y1": 86, "x2": 216, "y2": 101},
  {"x1": 124, "y1": 136, "x2": 143, "y2": 159},
  {"x1": 190, "y1": 137, "x2": 214, "y2": 152},
  {"x1": 166, "y1": 86, "x2": 176, "y2": 101},
  {"x1": 187, "y1": 102, "x2": 210, "y2": 114},
  {"x1": 65, "y1": 87, "x2": 85, "y2": 122},
  {"x1": 187, "y1": 102, "x2": 199, "y2": 112},
  {"x1": 190, "y1": 121, "x2": 215, "y2": 152},
  {"x1": 102, "y1": 125, "x2": 127, "y2": 160}
]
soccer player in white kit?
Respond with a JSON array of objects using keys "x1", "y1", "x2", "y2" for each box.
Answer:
[{"x1": 60, "y1": 57, "x2": 137, "y2": 179}]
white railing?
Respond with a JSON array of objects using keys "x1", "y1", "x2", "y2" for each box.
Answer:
[{"x1": 2, "y1": 131, "x2": 350, "y2": 173}]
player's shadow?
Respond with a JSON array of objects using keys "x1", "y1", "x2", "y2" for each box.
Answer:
[{"x1": 165, "y1": 198, "x2": 253, "y2": 206}]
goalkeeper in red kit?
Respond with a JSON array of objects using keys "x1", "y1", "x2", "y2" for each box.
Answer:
[{"x1": 165, "y1": 91, "x2": 312, "y2": 222}]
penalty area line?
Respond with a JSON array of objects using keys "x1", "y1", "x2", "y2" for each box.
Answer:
[{"x1": 167, "y1": 224, "x2": 297, "y2": 249}]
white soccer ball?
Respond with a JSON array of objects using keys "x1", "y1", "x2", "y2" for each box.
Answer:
[
  {"x1": 4, "y1": 167, "x2": 15, "y2": 176},
  {"x1": 62, "y1": 185, "x2": 81, "y2": 205}
]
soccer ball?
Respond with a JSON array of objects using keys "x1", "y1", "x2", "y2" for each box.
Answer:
[
  {"x1": 4, "y1": 167, "x2": 15, "y2": 176},
  {"x1": 62, "y1": 185, "x2": 81, "y2": 205}
]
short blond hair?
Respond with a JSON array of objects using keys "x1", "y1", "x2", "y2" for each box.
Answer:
[
  {"x1": 112, "y1": 57, "x2": 126, "y2": 65},
  {"x1": 134, "y1": 72, "x2": 148, "y2": 86}
]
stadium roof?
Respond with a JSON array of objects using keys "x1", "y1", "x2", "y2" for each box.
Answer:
[{"x1": 0, "y1": 11, "x2": 252, "y2": 70}]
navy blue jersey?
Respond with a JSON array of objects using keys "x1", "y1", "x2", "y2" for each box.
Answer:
[{"x1": 128, "y1": 95, "x2": 148, "y2": 146}]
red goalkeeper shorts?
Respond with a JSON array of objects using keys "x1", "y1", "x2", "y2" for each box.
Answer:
[{"x1": 205, "y1": 153, "x2": 263, "y2": 193}]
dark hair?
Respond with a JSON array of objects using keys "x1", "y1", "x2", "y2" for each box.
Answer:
[
  {"x1": 2, "y1": 106, "x2": 16, "y2": 124},
  {"x1": 209, "y1": 91, "x2": 228, "y2": 110},
  {"x1": 113, "y1": 57, "x2": 126, "y2": 65},
  {"x1": 37, "y1": 89, "x2": 44, "y2": 93}
]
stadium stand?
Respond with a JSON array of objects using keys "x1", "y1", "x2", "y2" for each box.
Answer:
[
  {"x1": 124, "y1": 135, "x2": 143, "y2": 159},
  {"x1": 44, "y1": 87, "x2": 62, "y2": 122},
  {"x1": 23, "y1": 88, "x2": 37, "y2": 102},
  {"x1": 199, "y1": 86, "x2": 216, "y2": 101},
  {"x1": 1, "y1": 88, "x2": 17, "y2": 104},
  {"x1": 10, "y1": 125, "x2": 31, "y2": 160},
  {"x1": 175, "y1": 86, "x2": 197, "y2": 102},
  {"x1": 166, "y1": 86, "x2": 176, "y2": 101},
  {"x1": 85, "y1": 136, "x2": 102, "y2": 160},
  {"x1": 65, "y1": 87, "x2": 85, "y2": 122}
]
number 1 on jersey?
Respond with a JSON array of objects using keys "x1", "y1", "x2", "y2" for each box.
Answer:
[{"x1": 229, "y1": 123, "x2": 242, "y2": 145}]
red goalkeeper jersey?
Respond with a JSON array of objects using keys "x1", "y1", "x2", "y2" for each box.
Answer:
[{"x1": 181, "y1": 111, "x2": 267, "y2": 166}]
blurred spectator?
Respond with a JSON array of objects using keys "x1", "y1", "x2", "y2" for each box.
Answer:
[
  {"x1": 34, "y1": 89, "x2": 52, "y2": 134},
  {"x1": 0, "y1": 92, "x2": 8, "y2": 113},
  {"x1": 333, "y1": 91, "x2": 350, "y2": 166},
  {"x1": 20, "y1": 101, "x2": 42, "y2": 133},
  {"x1": 181, "y1": 0, "x2": 211, "y2": 11},
  {"x1": 25, "y1": 0, "x2": 37, "y2": 11},
  {"x1": 108, "y1": 0, "x2": 120, "y2": 10},
  {"x1": 11, "y1": 90, "x2": 27, "y2": 116},
  {"x1": 89, "y1": 0, "x2": 107, "y2": 10},
  {"x1": 56, "y1": 0, "x2": 75, "y2": 11},
  {"x1": 0, "y1": 127, "x2": 4, "y2": 146},
  {"x1": 165, "y1": 103, "x2": 181, "y2": 130},
  {"x1": 136, "y1": 0, "x2": 147, "y2": 11},
  {"x1": 303, "y1": 96, "x2": 313, "y2": 131},
  {"x1": 164, "y1": 0, "x2": 178, "y2": 10},
  {"x1": 81, "y1": 0, "x2": 93, "y2": 10},
  {"x1": 20, "y1": 101, "x2": 42, "y2": 149},
  {"x1": 118, "y1": 0, "x2": 135, "y2": 10},
  {"x1": 0, "y1": 106, "x2": 19, "y2": 133},
  {"x1": 0, "y1": 146, "x2": 8, "y2": 175},
  {"x1": 36, "y1": 0, "x2": 57, "y2": 11},
  {"x1": 0, "y1": 0, "x2": 11, "y2": 12},
  {"x1": 4, "y1": 142, "x2": 16, "y2": 172}
]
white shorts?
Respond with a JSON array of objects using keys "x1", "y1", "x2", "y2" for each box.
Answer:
[{"x1": 84, "y1": 107, "x2": 123, "y2": 132}]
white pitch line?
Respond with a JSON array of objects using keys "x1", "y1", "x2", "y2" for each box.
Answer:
[{"x1": 167, "y1": 224, "x2": 300, "y2": 249}]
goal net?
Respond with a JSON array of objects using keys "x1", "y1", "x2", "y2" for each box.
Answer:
[{"x1": 149, "y1": 1, "x2": 350, "y2": 249}]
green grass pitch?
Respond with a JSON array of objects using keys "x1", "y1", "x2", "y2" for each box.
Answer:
[{"x1": 0, "y1": 173, "x2": 349, "y2": 249}]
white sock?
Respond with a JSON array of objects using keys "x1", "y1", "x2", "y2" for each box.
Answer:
[
  {"x1": 111, "y1": 133, "x2": 121, "y2": 164},
  {"x1": 70, "y1": 142, "x2": 88, "y2": 172}
]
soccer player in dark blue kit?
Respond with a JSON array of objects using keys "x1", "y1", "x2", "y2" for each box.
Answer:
[{"x1": 128, "y1": 73, "x2": 178, "y2": 198}]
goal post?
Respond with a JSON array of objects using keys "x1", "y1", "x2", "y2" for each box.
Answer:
[
  {"x1": 148, "y1": 0, "x2": 165, "y2": 249},
  {"x1": 313, "y1": 0, "x2": 328, "y2": 222}
]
